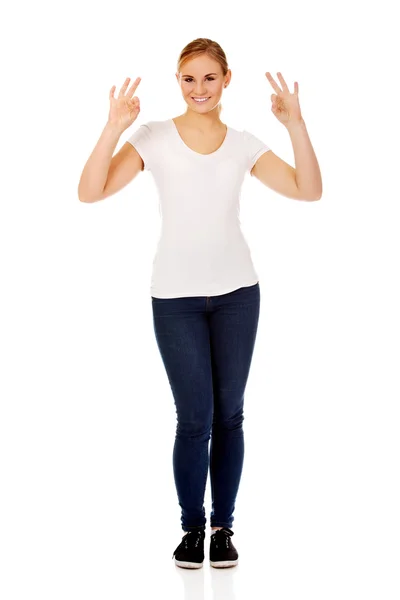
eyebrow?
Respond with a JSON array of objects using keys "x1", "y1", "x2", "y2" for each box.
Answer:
[{"x1": 182, "y1": 72, "x2": 218, "y2": 77}]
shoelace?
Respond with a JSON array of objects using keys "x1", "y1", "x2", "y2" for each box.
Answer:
[
  {"x1": 211, "y1": 527, "x2": 234, "y2": 549},
  {"x1": 172, "y1": 530, "x2": 204, "y2": 559}
]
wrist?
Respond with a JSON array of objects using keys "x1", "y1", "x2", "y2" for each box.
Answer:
[
  {"x1": 105, "y1": 120, "x2": 125, "y2": 136},
  {"x1": 285, "y1": 118, "x2": 305, "y2": 132}
]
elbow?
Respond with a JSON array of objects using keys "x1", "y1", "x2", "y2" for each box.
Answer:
[
  {"x1": 78, "y1": 180, "x2": 97, "y2": 203},
  {"x1": 78, "y1": 188, "x2": 96, "y2": 203},
  {"x1": 314, "y1": 184, "x2": 323, "y2": 201},
  {"x1": 78, "y1": 186, "x2": 87, "y2": 203},
  {"x1": 309, "y1": 190, "x2": 323, "y2": 201}
]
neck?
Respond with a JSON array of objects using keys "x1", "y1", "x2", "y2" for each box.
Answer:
[{"x1": 181, "y1": 103, "x2": 223, "y2": 130}]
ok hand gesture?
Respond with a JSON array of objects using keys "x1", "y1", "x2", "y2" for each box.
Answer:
[{"x1": 265, "y1": 72, "x2": 303, "y2": 127}]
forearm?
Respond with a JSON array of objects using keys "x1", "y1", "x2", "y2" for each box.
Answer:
[
  {"x1": 286, "y1": 119, "x2": 323, "y2": 201},
  {"x1": 78, "y1": 122, "x2": 124, "y2": 203}
]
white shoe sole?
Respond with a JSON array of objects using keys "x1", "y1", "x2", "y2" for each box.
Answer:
[
  {"x1": 174, "y1": 559, "x2": 204, "y2": 569},
  {"x1": 210, "y1": 559, "x2": 238, "y2": 568}
]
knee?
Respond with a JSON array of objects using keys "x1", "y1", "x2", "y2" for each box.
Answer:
[
  {"x1": 213, "y1": 411, "x2": 244, "y2": 431},
  {"x1": 176, "y1": 419, "x2": 212, "y2": 440}
]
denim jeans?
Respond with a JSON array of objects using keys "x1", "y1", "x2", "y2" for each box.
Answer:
[{"x1": 151, "y1": 282, "x2": 260, "y2": 532}]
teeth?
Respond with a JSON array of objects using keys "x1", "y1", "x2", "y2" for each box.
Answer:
[{"x1": 193, "y1": 97, "x2": 209, "y2": 102}]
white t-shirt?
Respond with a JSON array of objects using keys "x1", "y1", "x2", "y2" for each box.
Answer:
[{"x1": 127, "y1": 119, "x2": 270, "y2": 298}]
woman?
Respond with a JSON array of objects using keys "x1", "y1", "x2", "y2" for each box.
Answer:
[{"x1": 78, "y1": 38, "x2": 322, "y2": 570}]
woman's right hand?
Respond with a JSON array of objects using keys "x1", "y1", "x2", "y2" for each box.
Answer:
[{"x1": 108, "y1": 77, "x2": 141, "y2": 132}]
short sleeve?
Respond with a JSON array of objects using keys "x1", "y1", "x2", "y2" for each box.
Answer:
[
  {"x1": 126, "y1": 123, "x2": 152, "y2": 171},
  {"x1": 243, "y1": 130, "x2": 271, "y2": 173}
]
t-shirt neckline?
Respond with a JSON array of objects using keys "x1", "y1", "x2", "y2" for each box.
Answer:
[{"x1": 169, "y1": 118, "x2": 230, "y2": 157}]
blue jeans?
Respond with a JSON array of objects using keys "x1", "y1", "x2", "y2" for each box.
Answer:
[{"x1": 151, "y1": 282, "x2": 260, "y2": 532}]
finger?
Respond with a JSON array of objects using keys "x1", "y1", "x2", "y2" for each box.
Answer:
[
  {"x1": 127, "y1": 77, "x2": 142, "y2": 97},
  {"x1": 294, "y1": 81, "x2": 299, "y2": 94},
  {"x1": 118, "y1": 77, "x2": 132, "y2": 97},
  {"x1": 265, "y1": 72, "x2": 281, "y2": 94},
  {"x1": 109, "y1": 85, "x2": 116, "y2": 100},
  {"x1": 276, "y1": 72, "x2": 289, "y2": 92}
]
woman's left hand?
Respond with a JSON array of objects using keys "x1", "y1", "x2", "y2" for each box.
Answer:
[{"x1": 265, "y1": 72, "x2": 303, "y2": 127}]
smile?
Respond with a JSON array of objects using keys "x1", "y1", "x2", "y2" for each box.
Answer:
[{"x1": 192, "y1": 97, "x2": 210, "y2": 103}]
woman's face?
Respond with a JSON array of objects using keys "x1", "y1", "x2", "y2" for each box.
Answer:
[{"x1": 176, "y1": 54, "x2": 230, "y2": 113}]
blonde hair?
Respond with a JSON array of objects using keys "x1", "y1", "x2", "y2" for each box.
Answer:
[{"x1": 177, "y1": 38, "x2": 229, "y2": 115}]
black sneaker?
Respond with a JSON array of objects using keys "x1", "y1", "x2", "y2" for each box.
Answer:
[
  {"x1": 172, "y1": 528, "x2": 206, "y2": 569},
  {"x1": 210, "y1": 527, "x2": 239, "y2": 568}
]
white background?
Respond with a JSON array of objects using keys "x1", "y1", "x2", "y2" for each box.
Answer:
[{"x1": 1, "y1": 0, "x2": 399, "y2": 598}]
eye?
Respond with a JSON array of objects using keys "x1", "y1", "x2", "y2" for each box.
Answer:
[{"x1": 184, "y1": 77, "x2": 215, "y2": 82}]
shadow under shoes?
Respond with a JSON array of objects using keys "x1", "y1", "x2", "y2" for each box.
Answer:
[
  {"x1": 210, "y1": 527, "x2": 239, "y2": 568},
  {"x1": 172, "y1": 528, "x2": 206, "y2": 569}
]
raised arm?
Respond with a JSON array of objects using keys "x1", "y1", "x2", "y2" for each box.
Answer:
[{"x1": 78, "y1": 76, "x2": 143, "y2": 203}]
